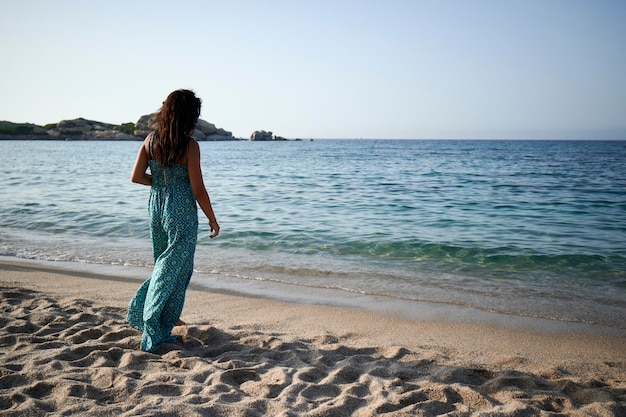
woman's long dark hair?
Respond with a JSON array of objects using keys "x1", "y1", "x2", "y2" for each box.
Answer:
[{"x1": 152, "y1": 89, "x2": 201, "y2": 166}]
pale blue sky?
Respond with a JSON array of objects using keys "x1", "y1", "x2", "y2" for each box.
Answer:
[{"x1": 2, "y1": 0, "x2": 625, "y2": 139}]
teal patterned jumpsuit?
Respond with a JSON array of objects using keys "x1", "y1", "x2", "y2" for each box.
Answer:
[{"x1": 127, "y1": 134, "x2": 198, "y2": 352}]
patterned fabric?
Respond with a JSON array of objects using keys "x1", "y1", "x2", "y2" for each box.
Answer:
[{"x1": 127, "y1": 136, "x2": 198, "y2": 352}]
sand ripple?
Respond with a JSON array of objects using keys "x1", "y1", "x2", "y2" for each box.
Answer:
[{"x1": 0, "y1": 286, "x2": 624, "y2": 416}]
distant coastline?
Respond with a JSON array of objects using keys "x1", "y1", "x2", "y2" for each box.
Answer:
[
  {"x1": 0, "y1": 119, "x2": 140, "y2": 141},
  {"x1": 0, "y1": 115, "x2": 241, "y2": 141},
  {"x1": 0, "y1": 117, "x2": 303, "y2": 141}
]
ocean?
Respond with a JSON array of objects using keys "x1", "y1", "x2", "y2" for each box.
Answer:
[{"x1": 1, "y1": 139, "x2": 625, "y2": 330}]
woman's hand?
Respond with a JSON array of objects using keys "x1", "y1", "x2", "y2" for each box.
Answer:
[{"x1": 209, "y1": 221, "x2": 220, "y2": 238}]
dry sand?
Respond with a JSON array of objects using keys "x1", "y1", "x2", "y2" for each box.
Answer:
[{"x1": 0, "y1": 259, "x2": 624, "y2": 416}]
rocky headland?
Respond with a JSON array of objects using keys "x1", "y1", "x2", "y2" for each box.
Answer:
[{"x1": 0, "y1": 114, "x2": 236, "y2": 141}]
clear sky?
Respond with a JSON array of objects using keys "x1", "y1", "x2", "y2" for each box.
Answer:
[{"x1": 2, "y1": 0, "x2": 625, "y2": 139}]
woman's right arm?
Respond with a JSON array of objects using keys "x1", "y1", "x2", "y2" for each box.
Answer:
[{"x1": 130, "y1": 136, "x2": 152, "y2": 186}]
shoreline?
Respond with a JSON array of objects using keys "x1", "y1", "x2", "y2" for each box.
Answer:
[
  {"x1": 1, "y1": 257, "x2": 625, "y2": 365},
  {"x1": 1, "y1": 258, "x2": 625, "y2": 415},
  {"x1": 3, "y1": 256, "x2": 625, "y2": 337}
]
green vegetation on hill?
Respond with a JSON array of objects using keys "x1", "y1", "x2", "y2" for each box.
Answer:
[
  {"x1": 118, "y1": 122, "x2": 135, "y2": 135},
  {"x1": 1, "y1": 120, "x2": 136, "y2": 139},
  {"x1": 0, "y1": 121, "x2": 40, "y2": 135}
]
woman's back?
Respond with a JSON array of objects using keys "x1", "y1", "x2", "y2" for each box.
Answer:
[
  {"x1": 148, "y1": 160, "x2": 190, "y2": 188},
  {"x1": 148, "y1": 133, "x2": 191, "y2": 189}
]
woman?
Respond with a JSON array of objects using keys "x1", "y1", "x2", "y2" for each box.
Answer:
[{"x1": 127, "y1": 89, "x2": 220, "y2": 352}]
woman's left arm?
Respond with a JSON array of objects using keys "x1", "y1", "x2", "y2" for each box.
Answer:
[
  {"x1": 131, "y1": 137, "x2": 152, "y2": 186},
  {"x1": 187, "y1": 140, "x2": 219, "y2": 238}
]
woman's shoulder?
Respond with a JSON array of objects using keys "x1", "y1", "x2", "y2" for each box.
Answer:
[
  {"x1": 184, "y1": 138, "x2": 201, "y2": 164},
  {"x1": 187, "y1": 137, "x2": 200, "y2": 153}
]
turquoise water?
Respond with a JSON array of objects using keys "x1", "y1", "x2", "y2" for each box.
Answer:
[{"x1": 1, "y1": 139, "x2": 625, "y2": 328}]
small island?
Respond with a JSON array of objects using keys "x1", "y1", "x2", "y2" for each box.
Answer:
[{"x1": 249, "y1": 130, "x2": 302, "y2": 141}]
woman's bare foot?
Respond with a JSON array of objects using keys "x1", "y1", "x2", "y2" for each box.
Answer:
[{"x1": 174, "y1": 319, "x2": 186, "y2": 326}]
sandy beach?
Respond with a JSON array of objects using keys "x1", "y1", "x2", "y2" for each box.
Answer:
[{"x1": 0, "y1": 259, "x2": 624, "y2": 416}]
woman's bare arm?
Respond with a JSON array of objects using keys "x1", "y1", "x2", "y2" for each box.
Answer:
[
  {"x1": 130, "y1": 137, "x2": 152, "y2": 186},
  {"x1": 186, "y1": 140, "x2": 220, "y2": 238}
]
